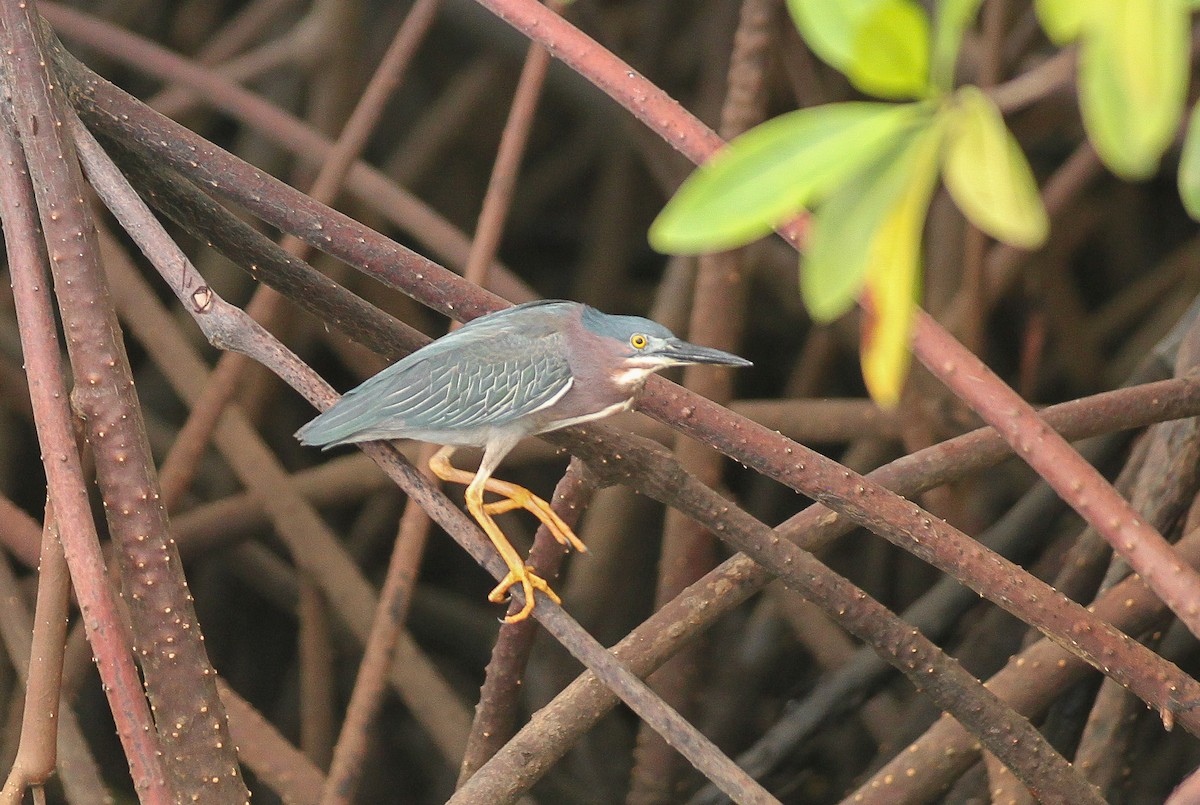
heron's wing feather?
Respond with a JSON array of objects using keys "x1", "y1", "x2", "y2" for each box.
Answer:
[
  {"x1": 296, "y1": 317, "x2": 573, "y2": 446},
  {"x1": 392, "y1": 329, "x2": 574, "y2": 432}
]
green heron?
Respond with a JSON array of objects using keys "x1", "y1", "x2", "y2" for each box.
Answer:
[{"x1": 297, "y1": 300, "x2": 751, "y2": 621}]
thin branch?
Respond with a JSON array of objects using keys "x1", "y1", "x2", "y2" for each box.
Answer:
[
  {"x1": 0, "y1": 503, "x2": 68, "y2": 804},
  {"x1": 0, "y1": 505, "x2": 108, "y2": 805},
  {"x1": 317, "y1": 484, "x2": 435, "y2": 805},
  {"x1": 460, "y1": 0, "x2": 553, "y2": 287},
  {"x1": 0, "y1": 494, "x2": 42, "y2": 568},
  {"x1": 457, "y1": 0, "x2": 580, "y2": 784}
]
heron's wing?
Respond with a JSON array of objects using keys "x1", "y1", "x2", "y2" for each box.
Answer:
[
  {"x1": 296, "y1": 320, "x2": 573, "y2": 446},
  {"x1": 393, "y1": 328, "x2": 574, "y2": 432}
]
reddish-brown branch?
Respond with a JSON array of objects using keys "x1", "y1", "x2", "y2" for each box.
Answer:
[
  {"x1": 631, "y1": 0, "x2": 772, "y2": 796},
  {"x1": 460, "y1": 0, "x2": 553, "y2": 287},
  {"x1": 913, "y1": 311, "x2": 1200, "y2": 639},
  {"x1": 297, "y1": 584, "x2": 335, "y2": 767},
  {"x1": 0, "y1": 78, "x2": 172, "y2": 804},
  {"x1": 219, "y1": 680, "x2": 327, "y2": 805},
  {"x1": 0, "y1": 505, "x2": 70, "y2": 804},
  {"x1": 848, "y1": 518, "x2": 1200, "y2": 804},
  {"x1": 0, "y1": 538, "x2": 111, "y2": 805},
  {"x1": 0, "y1": 495, "x2": 42, "y2": 568},
  {"x1": 318, "y1": 485, "x2": 435, "y2": 805},
  {"x1": 3, "y1": 6, "x2": 247, "y2": 799},
  {"x1": 457, "y1": 5, "x2": 588, "y2": 782},
  {"x1": 75, "y1": 121, "x2": 477, "y2": 767},
  {"x1": 458, "y1": 459, "x2": 596, "y2": 785},
  {"x1": 41, "y1": 0, "x2": 539, "y2": 305}
]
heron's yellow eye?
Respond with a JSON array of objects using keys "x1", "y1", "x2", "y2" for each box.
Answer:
[{"x1": 630, "y1": 334, "x2": 648, "y2": 349}]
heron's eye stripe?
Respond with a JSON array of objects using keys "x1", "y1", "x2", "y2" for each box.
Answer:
[{"x1": 631, "y1": 334, "x2": 648, "y2": 349}]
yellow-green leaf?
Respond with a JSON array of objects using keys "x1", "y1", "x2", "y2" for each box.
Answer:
[
  {"x1": 859, "y1": 126, "x2": 943, "y2": 407},
  {"x1": 1079, "y1": 0, "x2": 1189, "y2": 180},
  {"x1": 847, "y1": 0, "x2": 932, "y2": 100},
  {"x1": 801, "y1": 136, "x2": 914, "y2": 323},
  {"x1": 786, "y1": 0, "x2": 888, "y2": 72},
  {"x1": 1179, "y1": 102, "x2": 1200, "y2": 220},
  {"x1": 650, "y1": 102, "x2": 924, "y2": 255},
  {"x1": 1034, "y1": 0, "x2": 1093, "y2": 43},
  {"x1": 942, "y1": 87, "x2": 1049, "y2": 248},
  {"x1": 801, "y1": 115, "x2": 941, "y2": 323},
  {"x1": 931, "y1": 0, "x2": 984, "y2": 91}
]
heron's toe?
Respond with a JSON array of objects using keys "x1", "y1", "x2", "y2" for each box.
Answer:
[{"x1": 489, "y1": 566, "x2": 561, "y2": 622}]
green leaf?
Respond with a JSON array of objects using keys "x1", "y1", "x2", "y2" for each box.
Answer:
[
  {"x1": 847, "y1": 0, "x2": 932, "y2": 100},
  {"x1": 787, "y1": 0, "x2": 932, "y2": 100},
  {"x1": 1079, "y1": 0, "x2": 1189, "y2": 179},
  {"x1": 859, "y1": 121, "x2": 945, "y2": 407},
  {"x1": 1178, "y1": 102, "x2": 1200, "y2": 219},
  {"x1": 931, "y1": 0, "x2": 984, "y2": 91},
  {"x1": 786, "y1": 0, "x2": 888, "y2": 72},
  {"x1": 800, "y1": 116, "x2": 943, "y2": 322},
  {"x1": 649, "y1": 102, "x2": 926, "y2": 255},
  {"x1": 942, "y1": 87, "x2": 1049, "y2": 248},
  {"x1": 1034, "y1": 0, "x2": 1093, "y2": 43}
]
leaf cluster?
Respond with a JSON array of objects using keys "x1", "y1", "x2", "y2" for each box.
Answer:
[{"x1": 651, "y1": 0, "x2": 1200, "y2": 405}]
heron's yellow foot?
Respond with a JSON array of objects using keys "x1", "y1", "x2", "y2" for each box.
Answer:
[
  {"x1": 428, "y1": 447, "x2": 576, "y2": 621},
  {"x1": 481, "y1": 481, "x2": 587, "y2": 553},
  {"x1": 489, "y1": 565, "x2": 562, "y2": 623},
  {"x1": 460, "y1": 483, "x2": 565, "y2": 622}
]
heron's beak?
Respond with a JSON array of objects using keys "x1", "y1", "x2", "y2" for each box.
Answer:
[{"x1": 664, "y1": 339, "x2": 753, "y2": 367}]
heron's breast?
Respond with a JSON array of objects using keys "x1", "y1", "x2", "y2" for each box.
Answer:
[{"x1": 530, "y1": 369, "x2": 641, "y2": 433}]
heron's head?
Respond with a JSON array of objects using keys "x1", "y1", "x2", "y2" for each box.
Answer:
[{"x1": 579, "y1": 306, "x2": 751, "y2": 386}]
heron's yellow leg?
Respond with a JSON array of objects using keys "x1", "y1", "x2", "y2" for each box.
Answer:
[
  {"x1": 479, "y1": 480, "x2": 587, "y2": 553},
  {"x1": 427, "y1": 449, "x2": 588, "y2": 552},
  {"x1": 429, "y1": 447, "x2": 566, "y2": 623}
]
